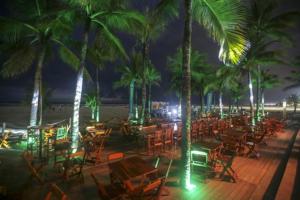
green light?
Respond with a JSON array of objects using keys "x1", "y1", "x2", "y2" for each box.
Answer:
[
  {"x1": 191, "y1": 150, "x2": 208, "y2": 156},
  {"x1": 186, "y1": 182, "x2": 196, "y2": 191},
  {"x1": 28, "y1": 137, "x2": 34, "y2": 144}
]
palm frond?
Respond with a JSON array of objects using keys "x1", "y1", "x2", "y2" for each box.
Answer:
[
  {"x1": 193, "y1": 0, "x2": 249, "y2": 65},
  {"x1": 1, "y1": 43, "x2": 36, "y2": 78}
]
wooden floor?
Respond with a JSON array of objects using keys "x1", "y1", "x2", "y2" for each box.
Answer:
[
  {"x1": 159, "y1": 129, "x2": 299, "y2": 200},
  {"x1": 0, "y1": 128, "x2": 299, "y2": 200}
]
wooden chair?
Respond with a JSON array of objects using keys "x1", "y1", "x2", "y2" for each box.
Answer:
[
  {"x1": 63, "y1": 151, "x2": 86, "y2": 180},
  {"x1": 91, "y1": 173, "x2": 126, "y2": 200},
  {"x1": 0, "y1": 132, "x2": 10, "y2": 148},
  {"x1": 173, "y1": 126, "x2": 182, "y2": 149},
  {"x1": 84, "y1": 135, "x2": 105, "y2": 164},
  {"x1": 245, "y1": 126, "x2": 267, "y2": 158},
  {"x1": 153, "y1": 130, "x2": 164, "y2": 154},
  {"x1": 22, "y1": 151, "x2": 45, "y2": 185},
  {"x1": 136, "y1": 159, "x2": 173, "y2": 200},
  {"x1": 121, "y1": 123, "x2": 131, "y2": 137},
  {"x1": 191, "y1": 122, "x2": 198, "y2": 143},
  {"x1": 163, "y1": 128, "x2": 173, "y2": 151},
  {"x1": 44, "y1": 183, "x2": 68, "y2": 200},
  {"x1": 107, "y1": 152, "x2": 124, "y2": 162},
  {"x1": 53, "y1": 139, "x2": 70, "y2": 167},
  {"x1": 217, "y1": 150, "x2": 237, "y2": 183}
]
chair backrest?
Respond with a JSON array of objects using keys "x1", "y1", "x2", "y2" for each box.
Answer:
[
  {"x1": 91, "y1": 173, "x2": 111, "y2": 200},
  {"x1": 44, "y1": 183, "x2": 68, "y2": 200},
  {"x1": 23, "y1": 154, "x2": 44, "y2": 185},
  {"x1": 165, "y1": 128, "x2": 173, "y2": 141},
  {"x1": 104, "y1": 128, "x2": 112, "y2": 136},
  {"x1": 142, "y1": 178, "x2": 162, "y2": 193},
  {"x1": 107, "y1": 152, "x2": 124, "y2": 162},
  {"x1": 154, "y1": 130, "x2": 163, "y2": 141}
]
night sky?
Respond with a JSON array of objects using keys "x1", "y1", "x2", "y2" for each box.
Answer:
[{"x1": 0, "y1": 0, "x2": 300, "y2": 105}]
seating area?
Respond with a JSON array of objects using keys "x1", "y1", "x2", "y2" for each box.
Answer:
[{"x1": 0, "y1": 113, "x2": 292, "y2": 200}]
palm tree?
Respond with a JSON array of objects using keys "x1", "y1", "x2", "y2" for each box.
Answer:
[
  {"x1": 135, "y1": 0, "x2": 178, "y2": 125},
  {"x1": 285, "y1": 56, "x2": 300, "y2": 90},
  {"x1": 114, "y1": 52, "x2": 143, "y2": 122},
  {"x1": 205, "y1": 66, "x2": 241, "y2": 118},
  {"x1": 167, "y1": 48, "x2": 212, "y2": 115},
  {"x1": 242, "y1": 0, "x2": 299, "y2": 123},
  {"x1": 87, "y1": 32, "x2": 124, "y2": 122},
  {"x1": 60, "y1": 0, "x2": 144, "y2": 151},
  {"x1": 84, "y1": 92, "x2": 97, "y2": 120},
  {"x1": 0, "y1": 0, "x2": 74, "y2": 127},
  {"x1": 259, "y1": 70, "x2": 279, "y2": 117},
  {"x1": 287, "y1": 94, "x2": 299, "y2": 113},
  {"x1": 180, "y1": 0, "x2": 248, "y2": 189},
  {"x1": 144, "y1": 63, "x2": 161, "y2": 120}
]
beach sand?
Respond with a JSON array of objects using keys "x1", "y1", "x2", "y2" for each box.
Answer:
[{"x1": 0, "y1": 104, "x2": 129, "y2": 129}]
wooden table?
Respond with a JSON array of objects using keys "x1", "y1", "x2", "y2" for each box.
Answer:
[
  {"x1": 192, "y1": 140, "x2": 223, "y2": 164},
  {"x1": 225, "y1": 128, "x2": 248, "y2": 154},
  {"x1": 108, "y1": 156, "x2": 157, "y2": 191}
]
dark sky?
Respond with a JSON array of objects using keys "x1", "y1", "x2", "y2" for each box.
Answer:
[{"x1": 0, "y1": 0, "x2": 300, "y2": 104}]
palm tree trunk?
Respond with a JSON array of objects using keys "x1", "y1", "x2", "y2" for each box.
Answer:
[
  {"x1": 71, "y1": 19, "x2": 90, "y2": 151},
  {"x1": 140, "y1": 81, "x2": 146, "y2": 124},
  {"x1": 261, "y1": 89, "x2": 265, "y2": 117},
  {"x1": 129, "y1": 80, "x2": 135, "y2": 120},
  {"x1": 38, "y1": 78, "x2": 43, "y2": 126},
  {"x1": 29, "y1": 45, "x2": 46, "y2": 127},
  {"x1": 181, "y1": 0, "x2": 192, "y2": 190},
  {"x1": 219, "y1": 92, "x2": 224, "y2": 119},
  {"x1": 200, "y1": 91, "x2": 204, "y2": 115},
  {"x1": 96, "y1": 67, "x2": 101, "y2": 122},
  {"x1": 135, "y1": 86, "x2": 138, "y2": 119},
  {"x1": 207, "y1": 92, "x2": 212, "y2": 113},
  {"x1": 212, "y1": 92, "x2": 216, "y2": 110},
  {"x1": 140, "y1": 41, "x2": 149, "y2": 125},
  {"x1": 255, "y1": 65, "x2": 261, "y2": 122},
  {"x1": 248, "y1": 70, "x2": 255, "y2": 125},
  {"x1": 148, "y1": 83, "x2": 152, "y2": 120}
]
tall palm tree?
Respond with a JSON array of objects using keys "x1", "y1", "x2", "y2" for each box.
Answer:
[
  {"x1": 285, "y1": 56, "x2": 300, "y2": 90},
  {"x1": 0, "y1": 0, "x2": 74, "y2": 127},
  {"x1": 181, "y1": 0, "x2": 248, "y2": 189},
  {"x1": 135, "y1": 0, "x2": 178, "y2": 125},
  {"x1": 144, "y1": 63, "x2": 161, "y2": 120},
  {"x1": 114, "y1": 52, "x2": 143, "y2": 122},
  {"x1": 243, "y1": 0, "x2": 299, "y2": 123},
  {"x1": 60, "y1": 0, "x2": 144, "y2": 151},
  {"x1": 167, "y1": 48, "x2": 212, "y2": 114},
  {"x1": 259, "y1": 70, "x2": 279, "y2": 117},
  {"x1": 87, "y1": 32, "x2": 124, "y2": 122},
  {"x1": 205, "y1": 66, "x2": 241, "y2": 119}
]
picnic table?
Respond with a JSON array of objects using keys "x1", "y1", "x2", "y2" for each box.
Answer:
[{"x1": 108, "y1": 156, "x2": 158, "y2": 192}]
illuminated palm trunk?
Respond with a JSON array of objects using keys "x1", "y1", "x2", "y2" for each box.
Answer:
[
  {"x1": 147, "y1": 84, "x2": 152, "y2": 120},
  {"x1": 206, "y1": 92, "x2": 212, "y2": 112},
  {"x1": 261, "y1": 89, "x2": 265, "y2": 117},
  {"x1": 219, "y1": 92, "x2": 224, "y2": 119},
  {"x1": 199, "y1": 90, "x2": 204, "y2": 115},
  {"x1": 140, "y1": 80, "x2": 146, "y2": 124},
  {"x1": 29, "y1": 46, "x2": 46, "y2": 127},
  {"x1": 255, "y1": 65, "x2": 261, "y2": 122},
  {"x1": 96, "y1": 67, "x2": 100, "y2": 122},
  {"x1": 248, "y1": 71, "x2": 255, "y2": 125},
  {"x1": 129, "y1": 80, "x2": 135, "y2": 120},
  {"x1": 140, "y1": 41, "x2": 149, "y2": 125},
  {"x1": 181, "y1": 0, "x2": 192, "y2": 190},
  {"x1": 71, "y1": 21, "x2": 90, "y2": 151}
]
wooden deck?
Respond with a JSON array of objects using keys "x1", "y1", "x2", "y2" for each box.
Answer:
[{"x1": 0, "y1": 128, "x2": 299, "y2": 200}]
